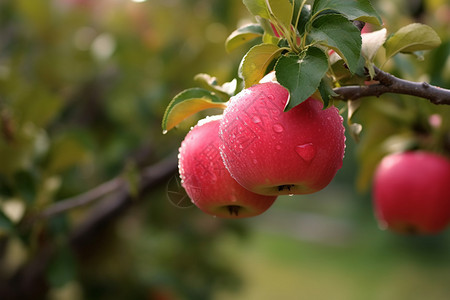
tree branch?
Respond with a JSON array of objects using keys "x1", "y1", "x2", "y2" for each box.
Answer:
[
  {"x1": 37, "y1": 152, "x2": 178, "y2": 220},
  {"x1": 333, "y1": 66, "x2": 450, "y2": 105}
]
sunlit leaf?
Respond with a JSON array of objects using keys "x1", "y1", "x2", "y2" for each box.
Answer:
[
  {"x1": 194, "y1": 73, "x2": 237, "y2": 98},
  {"x1": 275, "y1": 47, "x2": 328, "y2": 111},
  {"x1": 267, "y1": 0, "x2": 293, "y2": 29},
  {"x1": 361, "y1": 28, "x2": 387, "y2": 62},
  {"x1": 309, "y1": 14, "x2": 362, "y2": 73},
  {"x1": 243, "y1": 0, "x2": 270, "y2": 19},
  {"x1": 162, "y1": 88, "x2": 226, "y2": 133},
  {"x1": 225, "y1": 23, "x2": 264, "y2": 53},
  {"x1": 384, "y1": 23, "x2": 442, "y2": 61},
  {"x1": 239, "y1": 43, "x2": 284, "y2": 88},
  {"x1": 312, "y1": 0, "x2": 382, "y2": 25}
]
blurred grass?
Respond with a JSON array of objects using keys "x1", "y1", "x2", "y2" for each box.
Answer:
[{"x1": 215, "y1": 218, "x2": 450, "y2": 300}]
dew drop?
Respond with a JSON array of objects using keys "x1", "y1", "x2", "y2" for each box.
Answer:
[
  {"x1": 288, "y1": 193, "x2": 294, "y2": 197},
  {"x1": 162, "y1": 129, "x2": 168, "y2": 135},
  {"x1": 295, "y1": 143, "x2": 316, "y2": 162},
  {"x1": 252, "y1": 116, "x2": 262, "y2": 124},
  {"x1": 272, "y1": 123, "x2": 284, "y2": 133}
]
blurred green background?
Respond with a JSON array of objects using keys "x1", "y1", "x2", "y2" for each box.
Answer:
[{"x1": 0, "y1": 0, "x2": 449, "y2": 299}]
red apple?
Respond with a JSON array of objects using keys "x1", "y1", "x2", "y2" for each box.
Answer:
[
  {"x1": 373, "y1": 151, "x2": 450, "y2": 234},
  {"x1": 219, "y1": 82, "x2": 346, "y2": 196},
  {"x1": 178, "y1": 115, "x2": 277, "y2": 218}
]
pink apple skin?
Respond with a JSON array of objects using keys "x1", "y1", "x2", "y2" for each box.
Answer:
[
  {"x1": 219, "y1": 82, "x2": 346, "y2": 196},
  {"x1": 178, "y1": 116, "x2": 277, "y2": 218},
  {"x1": 373, "y1": 151, "x2": 450, "y2": 234}
]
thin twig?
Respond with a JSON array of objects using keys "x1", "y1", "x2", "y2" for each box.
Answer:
[
  {"x1": 37, "y1": 152, "x2": 178, "y2": 220},
  {"x1": 40, "y1": 177, "x2": 124, "y2": 218},
  {"x1": 333, "y1": 66, "x2": 450, "y2": 105}
]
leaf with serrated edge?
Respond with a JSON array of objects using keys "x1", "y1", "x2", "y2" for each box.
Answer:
[
  {"x1": 384, "y1": 23, "x2": 441, "y2": 61},
  {"x1": 312, "y1": 0, "x2": 382, "y2": 25},
  {"x1": 309, "y1": 14, "x2": 361, "y2": 73},
  {"x1": 239, "y1": 43, "x2": 284, "y2": 88},
  {"x1": 275, "y1": 47, "x2": 328, "y2": 111},
  {"x1": 225, "y1": 24, "x2": 264, "y2": 53},
  {"x1": 162, "y1": 88, "x2": 226, "y2": 133},
  {"x1": 243, "y1": 0, "x2": 269, "y2": 19}
]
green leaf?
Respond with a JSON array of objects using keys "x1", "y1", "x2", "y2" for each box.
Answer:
[
  {"x1": 312, "y1": 0, "x2": 382, "y2": 25},
  {"x1": 267, "y1": 0, "x2": 293, "y2": 29},
  {"x1": 318, "y1": 77, "x2": 337, "y2": 108},
  {"x1": 46, "y1": 134, "x2": 89, "y2": 174},
  {"x1": 194, "y1": 73, "x2": 237, "y2": 98},
  {"x1": 162, "y1": 88, "x2": 226, "y2": 133},
  {"x1": 225, "y1": 24, "x2": 264, "y2": 53},
  {"x1": 14, "y1": 170, "x2": 36, "y2": 205},
  {"x1": 46, "y1": 246, "x2": 76, "y2": 287},
  {"x1": 0, "y1": 210, "x2": 15, "y2": 234},
  {"x1": 275, "y1": 47, "x2": 328, "y2": 111},
  {"x1": 292, "y1": 1, "x2": 312, "y2": 35},
  {"x1": 309, "y1": 14, "x2": 362, "y2": 73},
  {"x1": 239, "y1": 43, "x2": 284, "y2": 88},
  {"x1": 243, "y1": 0, "x2": 269, "y2": 19},
  {"x1": 384, "y1": 23, "x2": 442, "y2": 61}
]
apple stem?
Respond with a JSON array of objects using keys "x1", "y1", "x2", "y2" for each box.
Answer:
[
  {"x1": 277, "y1": 184, "x2": 294, "y2": 192},
  {"x1": 227, "y1": 205, "x2": 240, "y2": 216}
]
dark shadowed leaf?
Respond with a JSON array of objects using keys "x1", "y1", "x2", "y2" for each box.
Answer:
[
  {"x1": 312, "y1": 0, "x2": 382, "y2": 25},
  {"x1": 309, "y1": 14, "x2": 362, "y2": 73}
]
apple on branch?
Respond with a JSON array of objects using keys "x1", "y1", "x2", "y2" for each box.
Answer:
[
  {"x1": 373, "y1": 151, "x2": 450, "y2": 234},
  {"x1": 219, "y1": 82, "x2": 346, "y2": 196},
  {"x1": 178, "y1": 115, "x2": 277, "y2": 218}
]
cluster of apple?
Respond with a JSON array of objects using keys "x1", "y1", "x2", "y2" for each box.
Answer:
[
  {"x1": 178, "y1": 81, "x2": 346, "y2": 218},
  {"x1": 372, "y1": 151, "x2": 450, "y2": 234}
]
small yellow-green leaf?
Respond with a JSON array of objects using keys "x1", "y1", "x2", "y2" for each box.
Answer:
[
  {"x1": 384, "y1": 23, "x2": 441, "y2": 61},
  {"x1": 239, "y1": 43, "x2": 284, "y2": 88},
  {"x1": 267, "y1": 0, "x2": 293, "y2": 29},
  {"x1": 243, "y1": 0, "x2": 270, "y2": 19},
  {"x1": 162, "y1": 88, "x2": 226, "y2": 133},
  {"x1": 225, "y1": 24, "x2": 264, "y2": 53}
]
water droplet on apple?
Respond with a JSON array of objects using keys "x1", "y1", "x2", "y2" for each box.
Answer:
[
  {"x1": 252, "y1": 116, "x2": 262, "y2": 124},
  {"x1": 272, "y1": 123, "x2": 284, "y2": 133},
  {"x1": 295, "y1": 143, "x2": 316, "y2": 162}
]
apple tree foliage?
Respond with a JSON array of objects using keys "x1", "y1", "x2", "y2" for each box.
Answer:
[
  {"x1": 0, "y1": 0, "x2": 450, "y2": 299},
  {"x1": 163, "y1": 0, "x2": 450, "y2": 192}
]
